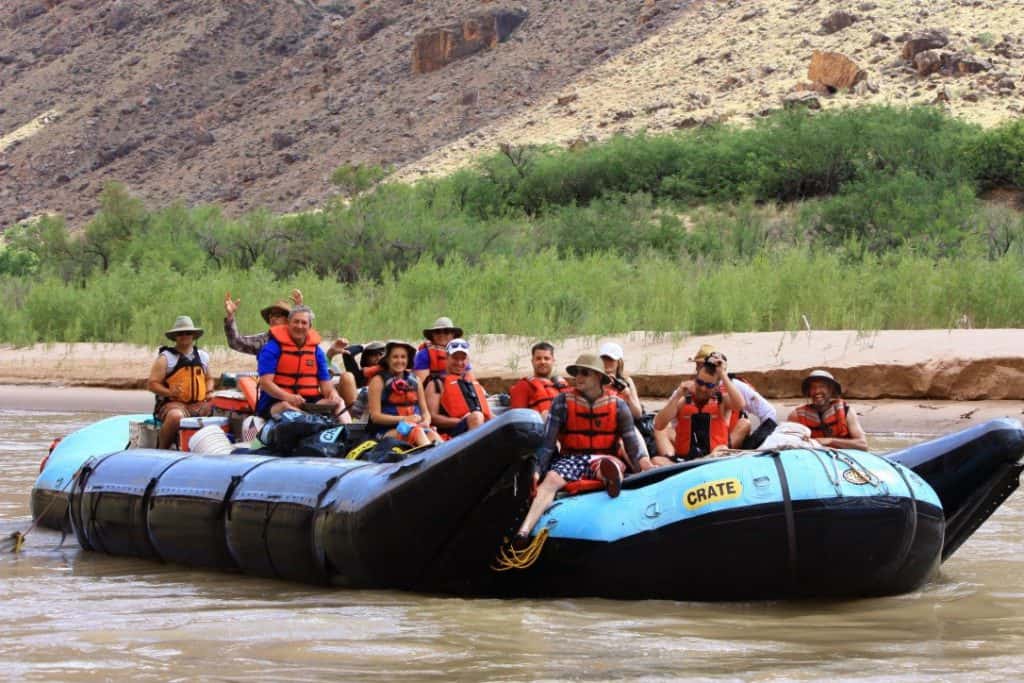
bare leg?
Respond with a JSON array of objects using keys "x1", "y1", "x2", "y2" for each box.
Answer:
[
  {"x1": 517, "y1": 471, "x2": 566, "y2": 537},
  {"x1": 654, "y1": 427, "x2": 674, "y2": 458},
  {"x1": 731, "y1": 417, "x2": 751, "y2": 449},
  {"x1": 338, "y1": 372, "x2": 358, "y2": 408},
  {"x1": 158, "y1": 408, "x2": 184, "y2": 449}
]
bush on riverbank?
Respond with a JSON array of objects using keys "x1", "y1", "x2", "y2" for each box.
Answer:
[{"x1": 1, "y1": 106, "x2": 1023, "y2": 344}]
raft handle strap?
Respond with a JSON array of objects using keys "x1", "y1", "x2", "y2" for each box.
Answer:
[{"x1": 770, "y1": 452, "x2": 799, "y2": 589}]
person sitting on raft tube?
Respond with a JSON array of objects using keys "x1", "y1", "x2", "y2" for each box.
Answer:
[
  {"x1": 786, "y1": 370, "x2": 868, "y2": 450},
  {"x1": 344, "y1": 341, "x2": 387, "y2": 420},
  {"x1": 413, "y1": 316, "x2": 465, "y2": 382},
  {"x1": 508, "y1": 341, "x2": 571, "y2": 419},
  {"x1": 148, "y1": 316, "x2": 216, "y2": 449},
  {"x1": 513, "y1": 353, "x2": 654, "y2": 546},
  {"x1": 425, "y1": 338, "x2": 492, "y2": 438},
  {"x1": 651, "y1": 352, "x2": 745, "y2": 464},
  {"x1": 366, "y1": 340, "x2": 442, "y2": 447},
  {"x1": 689, "y1": 343, "x2": 778, "y2": 450},
  {"x1": 255, "y1": 305, "x2": 345, "y2": 419},
  {"x1": 223, "y1": 289, "x2": 300, "y2": 355}
]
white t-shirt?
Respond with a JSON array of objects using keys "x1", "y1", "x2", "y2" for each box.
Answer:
[
  {"x1": 734, "y1": 378, "x2": 776, "y2": 424},
  {"x1": 162, "y1": 348, "x2": 210, "y2": 374}
]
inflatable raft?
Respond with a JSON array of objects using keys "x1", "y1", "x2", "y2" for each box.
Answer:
[{"x1": 30, "y1": 413, "x2": 1024, "y2": 600}]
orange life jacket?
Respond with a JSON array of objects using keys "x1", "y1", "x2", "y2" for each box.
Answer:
[
  {"x1": 379, "y1": 371, "x2": 420, "y2": 418},
  {"x1": 673, "y1": 394, "x2": 730, "y2": 459},
  {"x1": 516, "y1": 376, "x2": 570, "y2": 413},
  {"x1": 156, "y1": 346, "x2": 209, "y2": 410},
  {"x1": 269, "y1": 325, "x2": 323, "y2": 400},
  {"x1": 791, "y1": 400, "x2": 851, "y2": 438},
  {"x1": 439, "y1": 372, "x2": 492, "y2": 421},
  {"x1": 418, "y1": 342, "x2": 448, "y2": 375},
  {"x1": 363, "y1": 365, "x2": 382, "y2": 380},
  {"x1": 559, "y1": 390, "x2": 620, "y2": 456}
]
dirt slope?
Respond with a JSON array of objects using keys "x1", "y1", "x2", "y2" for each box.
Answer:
[{"x1": 0, "y1": 0, "x2": 688, "y2": 226}]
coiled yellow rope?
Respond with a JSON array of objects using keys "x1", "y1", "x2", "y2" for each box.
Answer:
[{"x1": 491, "y1": 528, "x2": 549, "y2": 571}]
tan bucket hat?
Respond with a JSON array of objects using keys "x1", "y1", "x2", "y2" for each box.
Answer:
[
  {"x1": 802, "y1": 369, "x2": 842, "y2": 397},
  {"x1": 260, "y1": 299, "x2": 293, "y2": 324},
  {"x1": 380, "y1": 340, "x2": 418, "y2": 367},
  {"x1": 689, "y1": 343, "x2": 718, "y2": 362},
  {"x1": 566, "y1": 353, "x2": 612, "y2": 385},
  {"x1": 165, "y1": 315, "x2": 204, "y2": 341},
  {"x1": 422, "y1": 316, "x2": 464, "y2": 340}
]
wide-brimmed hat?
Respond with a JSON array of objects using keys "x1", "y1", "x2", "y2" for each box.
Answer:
[
  {"x1": 802, "y1": 369, "x2": 842, "y2": 397},
  {"x1": 689, "y1": 343, "x2": 718, "y2": 363},
  {"x1": 598, "y1": 342, "x2": 624, "y2": 361},
  {"x1": 422, "y1": 316, "x2": 464, "y2": 340},
  {"x1": 260, "y1": 299, "x2": 293, "y2": 324},
  {"x1": 566, "y1": 353, "x2": 612, "y2": 385},
  {"x1": 165, "y1": 315, "x2": 204, "y2": 341},
  {"x1": 362, "y1": 341, "x2": 386, "y2": 354},
  {"x1": 380, "y1": 339, "x2": 418, "y2": 366}
]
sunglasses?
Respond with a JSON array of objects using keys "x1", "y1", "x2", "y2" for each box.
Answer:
[{"x1": 695, "y1": 378, "x2": 718, "y2": 389}]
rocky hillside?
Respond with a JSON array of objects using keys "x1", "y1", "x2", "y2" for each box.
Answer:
[
  {"x1": 0, "y1": 0, "x2": 687, "y2": 226},
  {"x1": 1, "y1": 0, "x2": 1022, "y2": 226}
]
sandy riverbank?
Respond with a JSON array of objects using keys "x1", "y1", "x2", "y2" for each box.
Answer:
[{"x1": 3, "y1": 329, "x2": 1024, "y2": 399}]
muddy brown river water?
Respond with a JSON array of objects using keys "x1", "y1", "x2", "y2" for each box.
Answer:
[{"x1": 2, "y1": 404, "x2": 1024, "y2": 681}]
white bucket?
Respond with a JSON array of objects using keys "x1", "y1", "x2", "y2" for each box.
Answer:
[{"x1": 189, "y1": 424, "x2": 235, "y2": 455}]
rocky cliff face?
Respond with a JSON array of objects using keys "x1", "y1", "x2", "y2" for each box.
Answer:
[{"x1": 0, "y1": 0, "x2": 685, "y2": 226}]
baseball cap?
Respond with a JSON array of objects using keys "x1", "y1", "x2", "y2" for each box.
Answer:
[
  {"x1": 446, "y1": 338, "x2": 471, "y2": 356},
  {"x1": 598, "y1": 342, "x2": 624, "y2": 361},
  {"x1": 689, "y1": 343, "x2": 718, "y2": 363}
]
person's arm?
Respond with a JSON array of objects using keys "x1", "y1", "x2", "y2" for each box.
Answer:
[
  {"x1": 315, "y1": 348, "x2": 341, "y2": 403},
  {"x1": 534, "y1": 395, "x2": 566, "y2": 476},
  {"x1": 621, "y1": 377, "x2": 643, "y2": 418},
  {"x1": 426, "y1": 379, "x2": 460, "y2": 429},
  {"x1": 204, "y1": 353, "x2": 215, "y2": 395},
  {"x1": 147, "y1": 355, "x2": 174, "y2": 399},
  {"x1": 820, "y1": 404, "x2": 868, "y2": 451},
  {"x1": 326, "y1": 337, "x2": 349, "y2": 361},
  {"x1": 257, "y1": 342, "x2": 303, "y2": 408},
  {"x1": 417, "y1": 383, "x2": 432, "y2": 426},
  {"x1": 716, "y1": 362, "x2": 745, "y2": 415},
  {"x1": 412, "y1": 348, "x2": 430, "y2": 382},
  {"x1": 654, "y1": 382, "x2": 687, "y2": 431},
  {"x1": 616, "y1": 400, "x2": 653, "y2": 471}
]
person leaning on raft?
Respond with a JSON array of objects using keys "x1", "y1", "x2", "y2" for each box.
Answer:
[
  {"x1": 508, "y1": 341, "x2": 571, "y2": 419},
  {"x1": 651, "y1": 352, "x2": 745, "y2": 464},
  {"x1": 513, "y1": 353, "x2": 653, "y2": 547},
  {"x1": 787, "y1": 370, "x2": 868, "y2": 450},
  {"x1": 255, "y1": 305, "x2": 344, "y2": 419},
  {"x1": 223, "y1": 289, "x2": 300, "y2": 355},
  {"x1": 425, "y1": 338, "x2": 492, "y2": 438},
  {"x1": 148, "y1": 316, "x2": 215, "y2": 449}
]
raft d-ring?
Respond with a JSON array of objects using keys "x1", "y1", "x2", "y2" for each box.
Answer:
[{"x1": 644, "y1": 502, "x2": 661, "y2": 519}]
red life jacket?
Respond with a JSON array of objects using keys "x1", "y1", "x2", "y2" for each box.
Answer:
[
  {"x1": 379, "y1": 371, "x2": 420, "y2": 418},
  {"x1": 514, "y1": 376, "x2": 570, "y2": 414},
  {"x1": 559, "y1": 389, "x2": 620, "y2": 456},
  {"x1": 673, "y1": 394, "x2": 730, "y2": 459},
  {"x1": 439, "y1": 373, "x2": 492, "y2": 420},
  {"x1": 791, "y1": 400, "x2": 851, "y2": 438},
  {"x1": 269, "y1": 325, "x2": 323, "y2": 400},
  {"x1": 418, "y1": 342, "x2": 448, "y2": 375},
  {"x1": 363, "y1": 365, "x2": 382, "y2": 380}
]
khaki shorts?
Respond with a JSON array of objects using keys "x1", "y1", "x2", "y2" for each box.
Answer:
[{"x1": 156, "y1": 400, "x2": 213, "y2": 422}]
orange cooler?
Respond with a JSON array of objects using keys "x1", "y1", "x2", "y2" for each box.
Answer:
[{"x1": 179, "y1": 416, "x2": 230, "y2": 451}]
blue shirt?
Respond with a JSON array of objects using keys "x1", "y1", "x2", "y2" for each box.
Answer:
[{"x1": 256, "y1": 337, "x2": 330, "y2": 415}]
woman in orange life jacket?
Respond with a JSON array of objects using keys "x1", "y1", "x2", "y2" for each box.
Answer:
[
  {"x1": 425, "y1": 338, "x2": 492, "y2": 438},
  {"x1": 787, "y1": 369, "x2": 868, "y2": 450},
  {"x1": 413, "y1": 316, "x2": 464, "y2": 382},
  {"x1": 511, "y1": 353, "x2": 653, "y2": 548},
  {"x1": 147, "y1": 315, "x2": 216, "y2": 450},
  {"x1": 651, "y1": 352, "x2": 745, "y2": 464},
  {"x1": 366, "y1": 340, "x2": 441, "y2": 447},
  {"x1": 508, "y1": 341, "x2": 571, "y2": 419}
]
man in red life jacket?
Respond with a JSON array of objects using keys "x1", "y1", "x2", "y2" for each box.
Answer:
[
  {"x1": 651, "y1": 353, "x2": 745, "y2": 463},
  {"x1": 256, "y1": 306, "x2": 343, "y2": 418},
  {"x1": 508, "y1": 341, "x2": 571, "y2": 419},
  {"x1": 787, "y1": 370, "x2": 868, "y2": 450},
  {"x1": 425, "y1": 338, "x2": 492, "y2": 437},
  {"x1": 512, "y1": 353, "x2": 653, "y2": 547},
  {"x1": 148, "y1": 315, "x2": 216, "y2": 449}
]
